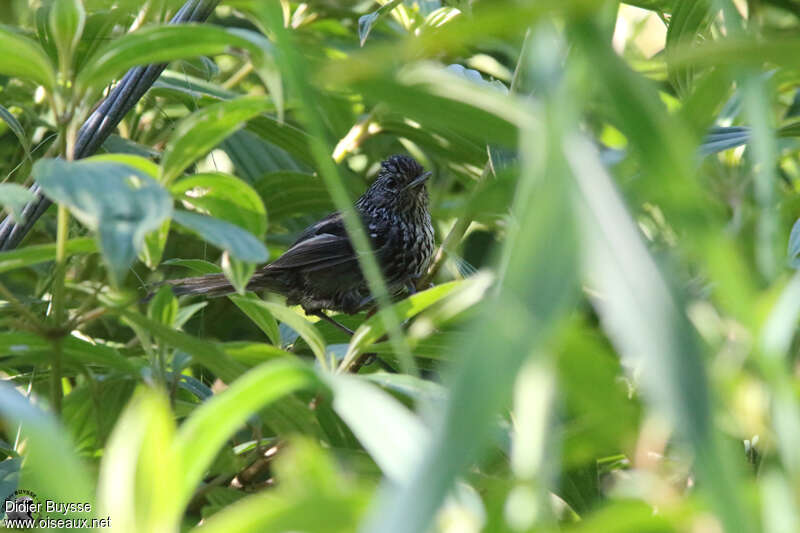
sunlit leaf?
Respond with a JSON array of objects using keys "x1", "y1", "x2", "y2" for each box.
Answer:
[
  {"x1": 0, "y1": 25, "x2": 56, "y2": 89},
  {"x1": 0, "y1": 184, "x2": 35, "y2": 223},
  {"x1": 33, "y1": 157, "x2": 172, "y2": 284},
  {"x1": 358, "y1": 0, "x2": 403, "y2": 46},
  {"x1": 172, "y1": 360, "x2": 320, "y2": 508},
  {"x1": 0, "y1": 238, "x2": 96, "y2": 273},
  {"x1": 172, "y1": 210, "x2": 268, "y2": 264},
  {"x1": 161, "y1": 97, "x2": 271, "y2": 184}
]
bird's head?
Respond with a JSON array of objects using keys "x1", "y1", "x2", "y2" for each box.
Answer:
[{"x1": 358, "y1": 155, "x2": 432, "y2": 213}]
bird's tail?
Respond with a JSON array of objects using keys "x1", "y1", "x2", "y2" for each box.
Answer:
[
  {"x1": 163, "y1": 273, "x2": 235, "y2": 298},
  {"x1": 150, "y1": 269, "x2": 287, "y2": 300}
]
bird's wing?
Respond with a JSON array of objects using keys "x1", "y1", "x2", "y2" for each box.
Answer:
[
  {"x1": 266, "y1": 232, "x2": 355, "y2": 271},
  {"x1": 291, "y1": 212, "x2": 348, "y2": 244}
]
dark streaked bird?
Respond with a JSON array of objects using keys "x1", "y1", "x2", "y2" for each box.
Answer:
[{"x1": 164, "y1": 155, "x2": 434, "y2": 328}]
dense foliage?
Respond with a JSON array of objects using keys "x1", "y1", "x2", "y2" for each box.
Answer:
[{"x1": 1, "y1": 0, "x2": 800, "y2": 531}]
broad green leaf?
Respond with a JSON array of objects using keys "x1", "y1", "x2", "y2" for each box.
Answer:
[
  {"x1": 222, "y1": 130, "x2": 310, "y2": 184},
  {"x1": 254, "y1": 171, "x2": 339, "y2": 222},
  {"x1": 327, "y1": 373, "x2": 428, "y2": 482},
  {"x1": 0, "y1": 184, "x2": 35, "y2": 223},
  {"x1": 141, "y1": 220, "x2": 170, "y2": 269},
  {"x1": 364, "y1": 32, "x2": 579, "y2": 531},
  {"x1": 76, "y1": 25, "x2": 282, "y2": 115},
  {"x1": 0, "y1": 384, "x2": 93, "y2": 515},
  {"x1": 246, "y1": 116, "x2": 315, "y2": 167},
  {"x1": 362, "y1": 373, "x2": 447, "y2": 405},
  {"x1": 0, "y1": 238, "x2": 96, "y2": 273},
  {"x1": 172, "y1": 360, "x2": 319, "y2": 509},
  {"x1": 665, "y1": 0, "x2": 711, "y2": 95},
  {"x1": 80, "y1": 155, "x2": 170, "y2": 269},
  {"x1": 118, "y1": 309, "x2": 246, "y2": 383},
  {"x1": 231, "y1": 293, "x2": 281, "y2": 345},
  {"x1": 566, "y1": 134, "x2": 752, "y2": 532},
  {"x1": 0, "y1": 104, "x2": 31, "y2": 162},
  {"x1": 49, "y1": 0, "x2": 86, "y2": 71},
  {"x1": 222, "y1": 251, "x2": 256, "y2": 295},
  {"x1": 700, "y1": 126, "x2": 750, "y2": 156},
  {"x1": 147, "y1": 285, "x2": 178, "y2": 327},
  {"x1": 223, "y1": 341, "x2": 294, "y2": 366},
  {"x1": 161, "y1": 97, "x2": 271, "y2": 183},
  {"x1": 33, "y1": 158, "x2": 172, "y2": 285},
  {"x1": 341, "y1": 280, "x2": 467, "y2": 370},
  {"x1": 359, "y1": 0, "x2": 403, "y2": 46},
  {"x1": 0, "y1": 25, "x2": 56, "y2": 89},
  {"x1": 172, "y1": 210, "x2": 268, "y2": 264},
  {"x1": 238, "y1": 299, "x2": 327, "y2": 368},
  {"x1": 171, "y1": 172, "x2": 267, "y2": 236},
  {"x1": 175, "y1": 301, "x2": 208, "y2": 328},
  {"x1": 0, "y1": 332, "x2": 137, "y2": 372},
  {"x1": 97, "y1": 388, "x2": 179, "y2": 532},
  {"x1": 162, "y1": 258, "x2": 222, "y2": 275},
  {"x1": 89, "y1": 153, "x2": 160, "y2": 178},
  {"x1": 789, "y1": 219, "x2": 800, "y2": 268},
  {"x1": 191, "y1": 439, "x2": 366, "y2": 533}
]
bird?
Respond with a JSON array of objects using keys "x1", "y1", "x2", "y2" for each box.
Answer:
[{"x1": 162, "y1": 154, "x2": 434, "y2": 333}]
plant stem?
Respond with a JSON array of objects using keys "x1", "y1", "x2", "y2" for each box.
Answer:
[{"x1": 50, "y1": 204, "x2": 70, "y2": 415}]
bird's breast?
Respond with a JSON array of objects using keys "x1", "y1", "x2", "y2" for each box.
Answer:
[{"x1": 367, "y1": 207, "x2": 433, "y2": 285}]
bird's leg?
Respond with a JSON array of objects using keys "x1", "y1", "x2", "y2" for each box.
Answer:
[{"x1": 309, "y1": 310, "x2": 354, "y2": 336}]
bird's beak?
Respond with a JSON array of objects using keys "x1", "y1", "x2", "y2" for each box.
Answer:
[{"x1": 404, "y1": 171, "x2": 432, "y2": 191}]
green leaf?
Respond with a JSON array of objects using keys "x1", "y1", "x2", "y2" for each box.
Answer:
[
  {"x1": 222, "y1": 341, "x2": 294, "y2": 366},
  {"x1": 161, "y1": 97, "x2": 271, "y2": 183},
  {"x1": 33, "y1": 157, "x2": 173, "y2": 285},
  {"x1": 789, "y1": 219, "x2": 800, "y2": 268},
  {"x1": 231, "y1": 293, "x2": 281, "y2": 345},
  {"x1": 254, "y1": 171, "x2": 339, "y2": 222},
  {"x1": 172, "y1": 210, "x2": 268, "y2": 263},
  {"x1": 666, "y1": 0, "x2": 712, "y2": 95},
  {"x1": 0, "y1": 25, "x2": 56, "y2": 89},
  {"x1": 239, "y1": 299, "x2": 327, "y2": 368},
  {"x1": 0, "y1": 331, "x2": 138, "y2": 372},
  {"x1": 97, "y1": 388, "x2": 179, "y2": 532},
  {"x1": 342, "y1": 280, "x2": 467, "y2": 370},
  {"x1": 246, "y1": 116, "x2": 315, "y2": 167},
  {"x1": 75, "y1": 25, "x2": 281, "y2": 111},
  {"x1": 118, "y1": 309, "x2": 246, "y2": 383},
  {"x1": 0, "y1": 184, "x2": 35, "y2": 223},
  {"x1": 148, "y1": 286, "x2": 178, "y2": 327},
  {"x1": 222, "y1": 252, "x2": 256, "y2": 295},
  {"x1": 0, "y1": 238, "x2": 96, "y2": 274},
  {"x1": 49, "y1": 0, "x2": 86, "y2": 72},
  {"x1": 364, "y1": 33, "x2": 579, "y2": 530},
  {"x1": 172, "y1": 360, "x2": 319, "y2": 510},
  {"x1": 191, "y1": 439, "x2": 366, "y2": 533},
  {"x1": 171, "y1": 172, "x2": 267, "y2": 236},
  {"x1": 566, "y1": 134, "x2": 751, "y2": 532},
  {"x1": 0, "y1": 104, "x2": 31, "y2": 161},
  {"x1": 359, "y1": 0, "x2": 403, "y2": 46},
  {"x1": 175, "y1": 301, "x2": 208, "y2": 328},
  {"x1": 0, "y1": 384, "x2": 94, "y2": 513},
  {"x1": 327, "y1": 374, "x2": 428, "y2": 482},
  {"x1": 362, "y1": 373, "x2": 447, "y2": 405},
  {"x1": 162, "y1": 258, "x2": 222, "y2": 275}
]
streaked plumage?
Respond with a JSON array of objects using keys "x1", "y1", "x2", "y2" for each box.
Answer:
[{"x1": 165, "y1": 155, "x2": 434, "y2": 314}]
